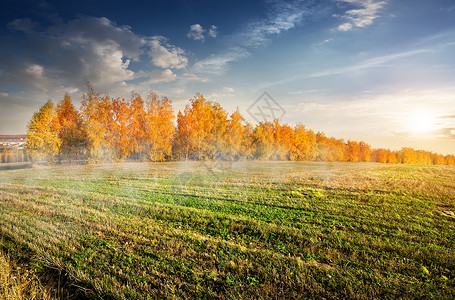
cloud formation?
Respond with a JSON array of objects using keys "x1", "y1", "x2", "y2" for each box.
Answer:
[
  {"x1": 336, "y1": 0, "x2": 387, "y2": 31},
  {"x1": 148, "y1": 69, "x2": 177, "y2": 83},
  {"x1": 238, "y1": 0, "x2": 312, "y2": 47},
  {"x1": 0, "y1": 16, "x2": 188, "y2": 95},
  {"x1": 208, "y1": 86, "x2": 236, "y2": 100},
  {"x1": 337, "y1": 22, "x2": 353, "y2": 31},
  {"x1": 208, "y1": 25, "x2": 218, "y2": 38},
  {"x1": 149, "y1": 36, "x2": 188, "y2": 69},
  {"x1": 187, "y1": 24, "x2": 218, "y2": 41},
  {"x1": 193, "y1": 0, "x2": 312, "y2": 74},
  {"x1": 435, "y1": 115, "x2": 455, "y2": 139},
  {"x1": 187, "y1": 24, "x2": 205, "y2": 41},
  {"x1": 193, "y1": 47, "x2": 249, "y2": 74}
]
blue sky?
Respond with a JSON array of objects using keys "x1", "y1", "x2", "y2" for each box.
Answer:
[{"x1": 1, "y1": 0, "x2": 455, "y2": 154}]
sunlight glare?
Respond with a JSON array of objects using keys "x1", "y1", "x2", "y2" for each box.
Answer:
[{"x1": 405, "y1": 111, "x2": 436, "y2": 133}]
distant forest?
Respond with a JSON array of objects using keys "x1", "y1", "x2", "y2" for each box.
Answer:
[{"x1": 4, "y1": 86, "x2": 453, "y2": 166}]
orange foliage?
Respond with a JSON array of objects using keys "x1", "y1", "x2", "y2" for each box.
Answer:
[
  {"x1": 23, "y1": 88, "x2": 455, "y2": 166},
  {"x1": 145, "y1": 93, "x2": 174, "y2": 161},
  {"x1": 293, "y1": 124, "x2": 316, "y2": 161},
  {"x1": 56, "y1": 94, "x2": 86, "y2": 160},
  {"x1": 26, "y1": 100, "x2": 61, "y2": 162}
]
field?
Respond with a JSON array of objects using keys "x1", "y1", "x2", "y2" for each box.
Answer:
[{"x1": 0, "y1": 161, "x2": 454, "y2": 299}]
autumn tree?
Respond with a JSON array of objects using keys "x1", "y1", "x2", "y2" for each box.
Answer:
[
  {"x1": 110, "y1": 97, "x2": 132, "y2": 160},
  {"x1": 316, "y1": 133, "x2": 345, "y2": 162},
  {"x1": 274, "y1": 121, "x2": 295, "y2": 160},
  {"x1": 189, "y1": 94, "x2": 215, "y2": 159},
  {"x1": 346, "y1": 140, "x2": 360, "y2": 162},
  {"x1": 173, "y1": 111, "x2": 191, "y2": 160},
  {"x1": 315, "y1": 132, "x2": 329, "y2": 161},
  {"x1": 1, "y1": 147, "x2": 7, "y2": 163},
  {"x1": 416, "y1": 150, "x2": 432, "y2": 165},
  {"x1": 26, "y1": 101, "x2": 61, "y2": 162},
  {"x1": 253, "y1": 121, "x2": 276, "y2": 160},
  {"x1": 208, "y1": 102, "x2": 228, "y2": 159},
  {"x1": 330, "y1": 138, "x2": 346, "y2": 162},
  {"x1": 173, "y1": 94, "x2": 205, "y2": 160},
  {"x1": 145, "y1": 93, "x2": 175, "y2": 161},
  {"x1": 400, "y1": 147, "x2": 417, "y2": 164},
  {"x1": 241, "y1": 123, "x2": 256, "y2": 160},
  {"x1": 371, "y1": 148, "x2": 387, "y2": 163},
  {"x1": 224, "y1": 109, "x2": 252, "y2": 160},
  {"x1": 56, "y1": 94, "x2": 87, "y2": 160},
  {"x1": 80, "y1": 86, "x2": 113, "y2": 161},
  {"x1": 358, "y1": 141, "x2": 371, "y2": 162},
  {"x1": 129, "y1": 93, "x2": 148, "y2": 159},
  {"x1": 445, "y1": 154, "x2": 455, "y2": 165},
  {"x1": 387, "y1": 150, "x2": 398, "y2": 164},
  {"x1": 173, "y1": 94, "x2": 226, "y2": 160},
  {"x1": 293, "y1": 124, "x2": 316, "y2": 161}
]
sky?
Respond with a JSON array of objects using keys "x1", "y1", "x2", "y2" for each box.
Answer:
[{"x1": 1, "y1": 0, "x2": 455, "y2": 154}]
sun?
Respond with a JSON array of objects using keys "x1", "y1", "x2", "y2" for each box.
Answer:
[{"x1": 405, "y1": 111, "x2": 436, "y2": 133}]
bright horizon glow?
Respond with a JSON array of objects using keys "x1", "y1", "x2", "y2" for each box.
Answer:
[{"x1": 404, "y1": 111, "x2": 438, "y2": 134}]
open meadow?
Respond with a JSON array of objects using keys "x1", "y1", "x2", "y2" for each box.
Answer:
[{"x1": 0, "y1": 161, "x2": 454, "y2": 299}]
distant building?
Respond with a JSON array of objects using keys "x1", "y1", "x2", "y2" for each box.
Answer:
[{"x1": 0, "y1": 135, "x2": 27, "y2": 149}]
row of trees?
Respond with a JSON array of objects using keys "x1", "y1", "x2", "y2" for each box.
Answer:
[
  {"x1": 0, "y1": 147, "x2": 27, "y2": 163},
  {"x1": 25, "y1": 88, "x2": 455, "y2": 165}
]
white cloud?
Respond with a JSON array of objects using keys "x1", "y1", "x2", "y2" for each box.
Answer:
[
  {"x1": 26, "y1": 64, "x2": 44, "y2": 77},
  {"x1": 187, "y1": 24, "x2": 218, "y2": 41},
  {"x1": 208, "y1": 87, "x2": 236, "y2": 100},
  {"x1": 208, "y1": 25, "x2": 218, "y2": 38},
  {"x1": 238, "y1": 0, "x2": 310, "y2": 47},
  {"x1": 87, "y1": 43, "x2": 135, "y2": 85},
  {"x1": 148, "y1": 69, "x2": 177, "y2": 83},
  {"x1": 187, "y1": 24, "x2": 205, "y2": 41},
  {"x1": 59, "y1": 17, "x2": 146, "y2": 60},
  {"x1": 192, "y1": 47, "x2": 249, "y2": 74},
  {"x1": 149, "y1": 36, "x2": 188, "y2": 69},
  {"x1": 336, "y1": 0, "x2": 387, "y2": 31},
  {"x1": 180, "y1": 73, "x2": 209, "y2": 83},
  {"x1": 337, "y1": 22, "x2": 353, "y2": 31},
  {"x1": 0, "y1": 92, "x2": 9, "y2": 97}
]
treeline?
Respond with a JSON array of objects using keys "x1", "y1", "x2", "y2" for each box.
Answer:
[
  {"x1": 0, "y1": 147, "x2": 27, "y2": 163},
  {"x1": 25, "y1": 88, "x2": 455, "y2": 165}
]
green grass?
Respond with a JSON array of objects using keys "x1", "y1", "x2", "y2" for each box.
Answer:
[{"x1": 0, "y1": 161, "x2": 454, "y2": 299}]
